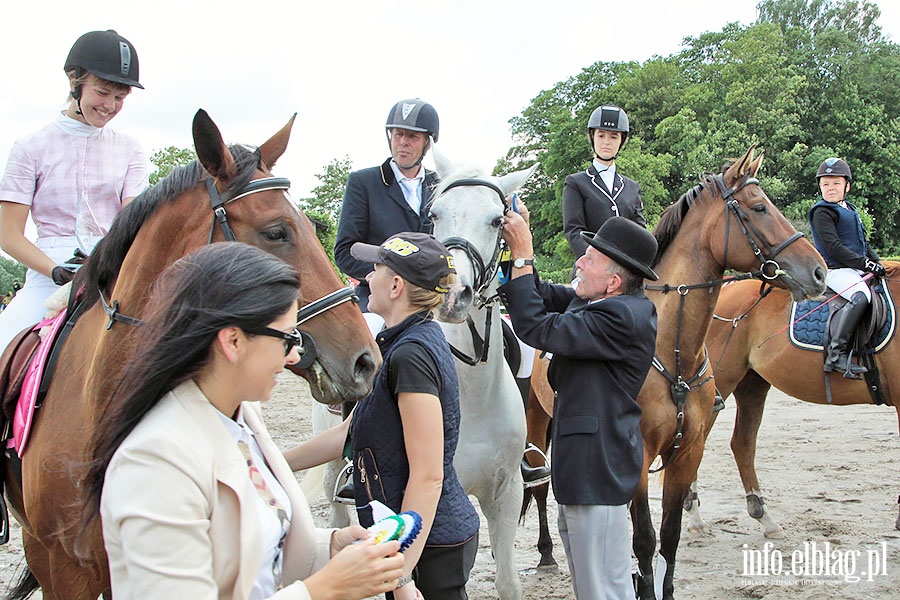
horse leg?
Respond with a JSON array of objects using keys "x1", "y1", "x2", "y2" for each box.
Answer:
[
  {"x1": 476, "y1": 474, "x2": 524, "y2": 600},
  {"x1": 730, "y1": 371, "x2": 784, "y2": 538},
  {"x1": 522, "y1": 387, "x2": 555, "y2": 570},
  {"x1": 657, "y1": 445, "x2": 708, "y2": 600},
  {"x1": 683, "y1": 403, "x2": 727, "y2": 535},
  {"x1": 630, "y1": 467, "x2": 658, "y2": 600}
]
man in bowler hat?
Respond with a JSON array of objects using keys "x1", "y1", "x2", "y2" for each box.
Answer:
[{"x1": 498, "y1": 206, "x2": 659, "y2": 599}]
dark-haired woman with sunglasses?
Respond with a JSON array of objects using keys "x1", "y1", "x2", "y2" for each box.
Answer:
[{"x1": 79, "y1": 242, "x2": 405, "y2": 599}]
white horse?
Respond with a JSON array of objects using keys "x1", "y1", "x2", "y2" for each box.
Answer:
[{"x1": 431, "y1": 153, "x2": 537, "y2": 600}]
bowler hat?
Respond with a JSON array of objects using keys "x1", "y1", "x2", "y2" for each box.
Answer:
[
  {"x1": 581, "y1": 217, "x2": 659, "y2": 281},
  {"x1": 351, "y1": 232, "x2": 456, "y2": 293}
]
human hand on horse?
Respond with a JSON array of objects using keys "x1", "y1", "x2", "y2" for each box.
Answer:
[{"x1": 502, "y1": 201, "x2": 535, "y2": 261}]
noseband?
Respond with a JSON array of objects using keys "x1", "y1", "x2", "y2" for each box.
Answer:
[{"x1": 98, "y1": 172, "x2": 360, "y2": 370}]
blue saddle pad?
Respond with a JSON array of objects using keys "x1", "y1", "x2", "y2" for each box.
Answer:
[{"x1": 789, "y1": 284, "x2": 895, "y2": 352}]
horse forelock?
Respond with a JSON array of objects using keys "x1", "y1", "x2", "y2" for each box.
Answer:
[
  {"x1": 652, "y1": 174, "x2": 717, "y2": 265},
  {"x1": 81, "y1": 145, "x2": 261, "y2": 308}
]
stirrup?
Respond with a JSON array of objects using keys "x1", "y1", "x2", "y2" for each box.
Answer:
[
  {"x1": 713, "y1": 391, "x2": 725, "y2": 413},
  {"x1": 332, "y1": 461, "x2": 355, "y2": 505},
  {"x1": 522, "y1": 443, "x2": 551, "y2": 489}
]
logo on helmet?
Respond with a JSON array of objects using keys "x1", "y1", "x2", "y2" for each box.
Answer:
[{"x1": 401, "y1": 103, "x2": 416, "y2": 120}]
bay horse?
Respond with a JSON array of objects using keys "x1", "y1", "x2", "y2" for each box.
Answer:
[
  {"x1": 684, "y1": 272, "x2": 900, "y2": 538},
  {"x1": 430, "y1": 154, "x2": 538, "y2": 600},
  {"x1": 3, "y1": 110, "x2": 379, "y2": 600},
  {"x1": 626, "y1": 147, "x2": 827, "y2": 600}
]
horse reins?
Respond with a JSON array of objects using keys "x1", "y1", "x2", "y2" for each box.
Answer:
[
  {"x1": 437, "y1": 178, "x2": 510, "y2": 366},
  {"x1": 644, "y1": 173, "x2": 804, "y2": 473}
]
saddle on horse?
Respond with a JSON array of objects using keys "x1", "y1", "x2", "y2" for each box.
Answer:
[{"x1": 789, "y1": 280, "x2": 894, "y2": 402}]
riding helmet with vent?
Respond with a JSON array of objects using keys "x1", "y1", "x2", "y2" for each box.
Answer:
[
  {"x1": 64, "y1": 30, "x2": 143, "y2": 89},
  {"x1": 816, "y1": 157, "x2": 852, "y2": 182},
  {"x1": 588, "y1": 104, "x2": 630, "y2": 143},
  {"x1": 385, "y1": 99, "x2": 439, "y2": 142}
]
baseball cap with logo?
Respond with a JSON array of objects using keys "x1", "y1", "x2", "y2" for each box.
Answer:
[{"x1": 351, "y1": 232, "x2": 456, "y2": 293}]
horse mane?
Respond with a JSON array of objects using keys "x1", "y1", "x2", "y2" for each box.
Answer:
[
  {"x1": 652, "y1": 157, "x2": 758, "y2": 266},
  {"x1": 79, "y1": 145, "x2": 261, "y2": 308},
  {"x1": 652, "y1": 173, "x2": 717, "y2": 265}
]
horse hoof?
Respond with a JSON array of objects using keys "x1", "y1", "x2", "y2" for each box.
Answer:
[
  {"x1": 763, "y1": 525, "x2": 786, "y2": 539},
  {"x1": 687, "y1": 522, "x2": 707, "y2": 536},
  {"x1": 536, "y1": 562, "x2": 559, "y2": 575}
]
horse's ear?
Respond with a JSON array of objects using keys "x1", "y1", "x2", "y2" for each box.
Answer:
[
  {"x1": 193, "y1": 109, "x2": 237, "y2": 180},
  {"x1": 259, "y1": 114, "x2": 296, "y2": 171},
  {"x1": 748, "y1": 150, "x2": 765, "y2": 177},
  {"x1": 431, "y1": 146, "x2": 454, "y2": 179},
  {"x1": 497, "y1": 163, "x2": 539, "y2": 197},
  {"x1": 724, "y1": 145, "x2": 756, "y2": 183}
]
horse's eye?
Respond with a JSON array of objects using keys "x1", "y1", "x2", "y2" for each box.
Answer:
[
  {"x1": 262, "y1": 225, "x2": 289, "y2": 242},
  {"x1": 491, "y1": 216, "x2": 503, "y2": 228},
  {"x1": 751, "y1": 204, "x2": 768, "y2": 214}
]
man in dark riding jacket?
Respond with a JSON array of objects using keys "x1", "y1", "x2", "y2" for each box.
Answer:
[
  {"x1": 335, "y1": 99, "x2": 440, "y2": 312},
  {"x1": 808, "y1": 157, "x2": 885, "y2": 379}
]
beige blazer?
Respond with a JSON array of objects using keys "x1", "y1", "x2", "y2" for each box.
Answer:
[{"x1": 101, "y1": 380, "x2": 333, "y2": 599}]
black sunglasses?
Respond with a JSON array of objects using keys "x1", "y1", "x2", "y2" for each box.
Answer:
[{"x1": 244, "y1": 327, "x2": 304, "y2": 357}]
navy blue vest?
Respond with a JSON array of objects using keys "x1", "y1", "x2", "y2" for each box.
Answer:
[
  {"x1": 809, "y1": 200, "x2": 867, "y2": 267},
  {"x1": 351, "y1": 312, "x2": 479, "y2": 546}
]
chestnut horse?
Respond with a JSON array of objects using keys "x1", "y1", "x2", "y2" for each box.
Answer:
[
  {"x1": 685, "y1": 272, "x2": 900, "y2": 538},
  {"x1": 3, "y1": 111, "x2": 379, "y2": 600}
]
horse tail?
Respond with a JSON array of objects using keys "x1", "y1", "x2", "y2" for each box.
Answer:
[
  {"x1": 3, "y1": 564, "x2": 38, "y2": 600},
  {"x1": 519, "y1": 487, "x2": 534, "y2": 524}
]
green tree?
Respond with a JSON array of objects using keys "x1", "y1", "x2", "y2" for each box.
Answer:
[
  {"x1": 0, "y1": 255, "x2": 26, "y2": 298},
  {"x1": 149, "y1": 146, "x2": 197, "y2": 185},
  {"x1": 297, "y1": 156, "x2": 353, "y2": 268},
  {"x1": 503, "y1": 0, "x2": 900, "y2": 259}
]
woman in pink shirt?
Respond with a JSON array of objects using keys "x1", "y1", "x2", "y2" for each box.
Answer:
[{"x1": 0, "y1": 30, "x2": 149, "y2": 350}]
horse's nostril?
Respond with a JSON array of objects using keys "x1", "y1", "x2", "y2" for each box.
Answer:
[
  {"x1": 354, "y1": 350, "x2": 377, "y2": 383},
  {"x1": 460, "y1": 286, "x2": 474, "y2": 306}
]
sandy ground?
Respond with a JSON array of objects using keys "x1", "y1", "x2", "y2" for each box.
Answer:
[{"x1": 2, "y1": 374, "x2": 899, "y2": 599}]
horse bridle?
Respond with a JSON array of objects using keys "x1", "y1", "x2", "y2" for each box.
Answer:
[
  {"x1": 645, "y1": 173, "x2": 804, "y2": 473},
  {"x1": 718, "y1": 174, "x2": 804, "y2": 278},
  {"x1": 436, "y1": 178, "x2": 510, "y2": 366},
  {"x1": 98, "y1": 173, "x2": 359, "y2": 370}
]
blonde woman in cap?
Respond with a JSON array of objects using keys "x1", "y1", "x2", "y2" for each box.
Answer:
[{"x1": 287, "y1": 232, "x2": 479, "y2": 600}]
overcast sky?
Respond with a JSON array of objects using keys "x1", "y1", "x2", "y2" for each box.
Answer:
[{"x1": 2, "y1": 0, "x2": 898, "y2": 211}]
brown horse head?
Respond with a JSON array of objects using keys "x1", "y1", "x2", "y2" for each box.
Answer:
[
  {"x1": 654, "y1": 145, "x2": 826, "y2": 301},
  {"x1": 81, "y1": 110, "x2": 378, "y2": 404}
]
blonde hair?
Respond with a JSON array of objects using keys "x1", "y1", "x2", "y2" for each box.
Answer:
[
  {"x1": 66, "y1": 70, "x2": 132, "y2": 105},
  {"x1": 393, "y1": 270, "x2": 458, "y2": 312}
]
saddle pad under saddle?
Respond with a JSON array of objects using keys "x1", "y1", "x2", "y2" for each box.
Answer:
[
  {"x1": 788, "y1": 284, "x2": 895, "y2": 352},
  {"x1": 5, "y1": 310, "x2": 68, "y2": 457}
]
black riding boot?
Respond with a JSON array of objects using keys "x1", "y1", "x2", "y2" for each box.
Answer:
[{"x1": 825, "y1": 291, "x2": 868, "y2": 379}]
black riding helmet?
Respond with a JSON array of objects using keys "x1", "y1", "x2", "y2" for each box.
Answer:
[
  {"x1": 816, "y1": 157, "x2": 852, "y2": 182},
  {"x1": 385, "y1": 99, "x2": 439, "y2": 142},
  {"x1": 65, "y1": 30, "x2": 143, "y2": 92}
]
